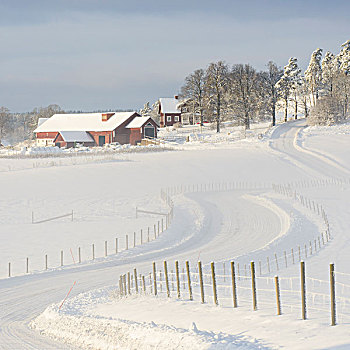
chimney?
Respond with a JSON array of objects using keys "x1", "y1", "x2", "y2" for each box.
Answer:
[
  {"x1": 102, "y1": 113, "x2": 115, "y2": 121},
  {"x1": 174, "y1": 95, "x2": 179, "y2": 100}
]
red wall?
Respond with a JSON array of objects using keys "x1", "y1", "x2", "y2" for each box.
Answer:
[
  {"x1": 89, "y1": 131, "x2": 113, "y2": 145},
  {"x1": 36, "y1": 132, "x2": 58, "y2": 139},
  {"x1": 160, "y1": 113, "x2": 181, "y2": 127},
  {"x1": 129, "y1": 129, "x2": 142, "y2": 145}
]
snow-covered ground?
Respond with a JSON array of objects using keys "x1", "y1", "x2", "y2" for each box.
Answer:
[{"x1": 1, "y1": 119, "x2": 350, "y2": 349}]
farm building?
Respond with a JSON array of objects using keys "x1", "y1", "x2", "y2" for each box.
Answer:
[
  {"x1": 159, "y1": 96, "x2": 182, "y2": 127},
  {"x1": 34, "y1": 112, "x2": 158, "y2": 147}
]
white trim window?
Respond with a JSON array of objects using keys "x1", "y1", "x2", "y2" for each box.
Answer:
[
  {"x1": 174, "y1": 115, "x2": 179, "y2": 122},
  {"x1": 167, "y1": 115, "x2": 172, "y2": 122}
]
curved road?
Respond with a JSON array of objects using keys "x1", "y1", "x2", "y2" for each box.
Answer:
[{"x1": 0, "y1": 120, "x2": 347, "y2": 349}]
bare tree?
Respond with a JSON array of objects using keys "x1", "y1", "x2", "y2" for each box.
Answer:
[
  {"x1": 29, "y1": 104, "x2": 63, "y2": 132},
  {"x1": 205, "y1": 61, "x2": 229, "y2": 132},
  {"x1": 181, "y1": 69, "x2": 206, "y2": 126},
  {"x1": 260, "y1": 61, "x2": 283, "y2": 126},
  {"x1": 229, "y1": 64, "x2": 260, "y2": 129}
]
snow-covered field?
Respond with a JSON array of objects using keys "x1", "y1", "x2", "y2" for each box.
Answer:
[{"x1": 1, "y1": 119, "x2": 350, "y2": 349}]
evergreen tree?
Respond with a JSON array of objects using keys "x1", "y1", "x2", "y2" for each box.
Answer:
[
  {"x1": 322, "y1": 51, "x2": 339, "y2": 96},
  {"x1": 276, "y1": 57, "x2": 300, "y2": 122},
  {"x1": 305, "y1": 48, "x2": 323, "y2": 106},
  {"x1": 140, "y1": 102, "x2": 152, "y2": 117}
]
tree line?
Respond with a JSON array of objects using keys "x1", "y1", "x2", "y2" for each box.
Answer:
[{"x1": 179, "y1": 40, "x2": 350, "y2": 130}]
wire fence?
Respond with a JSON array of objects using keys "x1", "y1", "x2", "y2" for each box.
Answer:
[
  {"x1": 4, "y1": 189, "x2": 174, "y2": 278},
  {"x1": 119, "y1": 259, "x2": 350, "y2": 326}
]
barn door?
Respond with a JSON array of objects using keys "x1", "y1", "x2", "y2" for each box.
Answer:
[
  {"x1": 98, "y1": 136, "x2": 105, "y2": 146},
  {"x1": 144, "y1": 124, "x2": 155, "y2": 138}
]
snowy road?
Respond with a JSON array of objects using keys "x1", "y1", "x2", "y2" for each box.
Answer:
[{"x1": 0, "y1": 119, "x2": 348, "y2": 349}]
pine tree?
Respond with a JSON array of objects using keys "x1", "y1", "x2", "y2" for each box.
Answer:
[
  {"x1": 275, "y1": 57, "x2": 301, "y2": 122},
  {"x1": 140, "y1": 102, "x2": 152, "y2": 117},
  {"x1": 305, "y1": 48, "x2": 323, "y2": 106},
  {"x1": 322, "y1": 51, "x2": 339, "y2": 96}
]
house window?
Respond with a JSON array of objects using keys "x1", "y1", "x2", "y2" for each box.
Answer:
[
  {"x1": 174, "y1": 116, "x2": 179, "y2": 122},
  {"x1": 167, "y1": 116, "x2": 172, "y2": 122}
]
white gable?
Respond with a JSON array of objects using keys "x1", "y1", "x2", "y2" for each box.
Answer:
[
  {"x1": 159, "y1": 98, "x2": 181, "y2": 114},
  {"x1": 34, "y1": 112, "x2": 137, "y2": 133},
  {"x1": 126, "y1": 117, "x2": 154, "y2": 129}
]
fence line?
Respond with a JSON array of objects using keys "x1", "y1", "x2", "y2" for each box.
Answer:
[
  {"x1": 119, "y1": 260, "x2": 345, "y2": 327},
  {"x1": 4, "y1": 188, "x2": 174, "y2": 278}
]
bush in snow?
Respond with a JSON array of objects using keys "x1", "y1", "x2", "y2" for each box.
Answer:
[{"x1": 308, "y1": 96, "x2": 345, "y2": 126}]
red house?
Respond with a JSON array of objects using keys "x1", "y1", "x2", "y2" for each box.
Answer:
[
  {"x1": 159, "y1": 96, "x2": 182, "y2": 127},
  {"x1": 34, "y1": 112, "x2": 158, "y2": 147}
]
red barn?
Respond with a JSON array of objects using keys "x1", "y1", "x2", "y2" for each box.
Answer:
[
  {"x1": 159, "y1": 96, "x2": 182, "y2": 127},
  {"x1": 34, "y1": 112, "x2": 157, "y2": 147},
  {"x1": 125, "y1": 117, "x2": 158, "y2": 145}
]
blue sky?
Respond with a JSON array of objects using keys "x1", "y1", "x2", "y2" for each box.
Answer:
[{"x1": 0, "y1": 0, "x2": 349, "y2": 112}]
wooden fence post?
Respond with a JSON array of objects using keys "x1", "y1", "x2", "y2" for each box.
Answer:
[
  {"x1": 284, "y1": 251, "x2": 287, "y2": 268},
  {"x1": 26, "y1": 257, "x2": 29, "y2": 273},
  {"x1": 78, "y1": 247, "x2": 81, "y2": 263},
  {"x1": 211, "y1": 262, "x2": 218, "y2": 306},
  {"x1": 148, "y1": 227, "x2": 150, "y2": 242},
  {"x1": 301, "y1": 261, "x2": 306, "y2": 320},
  {"x1": 161, "y1": 218, "x2": 164, "y2": 232},
  {"x1": 142, "y1": 275, "x2": 146, "y2": 293},
  {"x1": 267, "y1": 257, "x2": 270, "y2": 273},
  {"x1": 45, "y1": 254, "x2": 48, "y2": 270},
  {"x1": 154, "y1": 224, "x2": 156, "y2": 239},
  {"x1": 8, "y1": 262, "x2": 11, "y2": 277},
  {"x1": 92, "y1": 244, "x2": 95, "y2": 260},
  {"x1": 175, "y1": 260, "x2": 180, "y2": 298},
  {"x1": 292, "y1": 248, "x2": 295, "y2": 264},
  {"x1": 158, "y1": 221, "x2": 160, "y2": 236},
  {"x1": 275, "y1": 276, "x2": 281, "y2": 315},
  {"x1": 119, "y1": 276, "x2": 123, "y2": 296},
  {"x1": 198, "y1": 261, "x2": 205, "y2": 304},
  {"x1": 134, "y1": 268, "x2": 138, "y2": 293},
  {"x1": 274, "y1": 253, "x2": 279, "y2": 271},
  {"x1": 153, "y1": 262, "x2": 157, "y2": 296},
  {"x1": 115, "y1": 238, "x2": 118, "y2": 253},
  {"x1": 105, "y1": 241, "x2": 107, "y2": 257},
  {"x1": 186, "y1": 261, "x2": 193, "y2": 301},
  {"x1": 259, "y1": 260, "x2": 262, "y2": 276},
  {"x1": 251, "y1": 261, "x2": 257, "y2": 311},
  {"x1": 61, "y1": 250, "x2": 64, "y2": 266},
  {"x1": 330, "y1": 263, "x2": 336, "y2": 326},
  {"x1": 123, "y1": 274, "x2": 127, "y2": 296},
  {"x1": 134, "y1": 232, "x2": 136, "y2": 247},
  {"x1": 127, "y1": 272, "x2": 131, "y2": 295},
  {"x1": 231, "y1": 261, "x2": 237, "y2": 308},
  {"x1": 164, "y1": 261, "x2": 170, "y2": 297},
  {"x1": 126, "y1": 235, "x2": 128, "y2": 250}
]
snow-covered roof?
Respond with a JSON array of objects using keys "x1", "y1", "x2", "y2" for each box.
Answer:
[
  {"x1": 37, "y1": 118, "x2": 49, "y2": 127},
  {"x1": 159, "y1": 98, "x2": 181, "y2": 114},
  {"x1": 58, "y1": 131, "x2": 94, "y2": 143},
  {"x1": 125, "y1": 117, "x2": 154, "y2": 129},
  {"x1": 34, "y1": 112, "x2": 137, "y2": 133}
]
